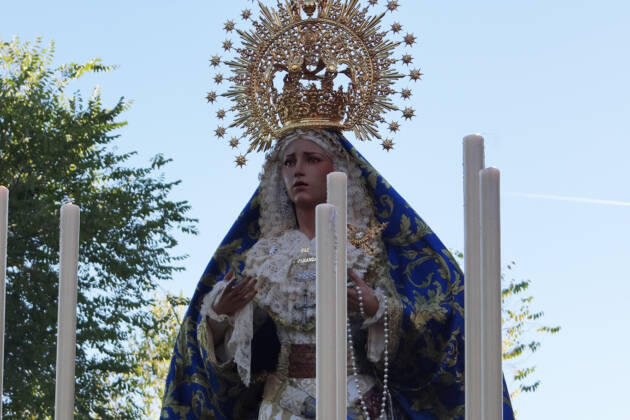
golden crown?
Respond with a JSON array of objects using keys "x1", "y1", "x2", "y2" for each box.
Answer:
[{"x1": 207, "y1": 0, "x2": 421, "y2": 166}]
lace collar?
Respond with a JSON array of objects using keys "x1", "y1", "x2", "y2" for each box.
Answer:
[{"x1": 244, "y1": 229, "x2": 373, "y2": 330}]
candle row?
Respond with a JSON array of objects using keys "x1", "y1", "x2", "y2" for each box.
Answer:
[
  {"x1": 0, "y1": 187, "x2": 80, "y2": 420},
  {"x1": 463, "y1": 136, "x2": 503, "y2": 420}
]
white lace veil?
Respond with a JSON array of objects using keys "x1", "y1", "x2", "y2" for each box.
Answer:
[{"x1": 257, "y1": 129, "x2": 374, "y2": 237}]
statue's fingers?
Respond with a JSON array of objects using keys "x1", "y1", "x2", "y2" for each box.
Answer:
[
  {"x1": 225, "y1": 274, "x2": 239, "y2": 293},
  {"x1": 347, "y1": 269, "x2": 359, "y2": 281},
  {"x1": 350, "y1": 270, "x2": 367, "y2": 288},
  {"x1": 219, "y1": 288, "x2": 233, "y2": 305},
  {"x1": 235, "y1": 288, "x2": 252, "y2": 301},
  {"x1": 245, "y1": 279, "x2": 258, "y2": 293},
  {"x1": 244, "y1": 289, "x2": 257, "y2": 302},
  {"x1": 236, "y1": 290, "x2": 256, "y2": 308},
  {"x1": 219, "y1": 290, "x2": 234, "y2": 306},
  {"x1": 243, "y1": 275, "x2": 256, "y2": 287},
  {"x1": 236, "y1": 278, "x2": 256, "y2": 296},
  {"x1": 231, "y1": 276, "x2": 252, "y2": 294}
]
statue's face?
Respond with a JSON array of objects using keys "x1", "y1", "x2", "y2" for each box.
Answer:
[{"x1": 281, "y1": 137, "x2": 334, "y2": 209}]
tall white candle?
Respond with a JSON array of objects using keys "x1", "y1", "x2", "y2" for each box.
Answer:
[
  {"x1": 316, "y1": 203, "x2": 337, "y2": 420},
  {"x1": 327, "y1": 171, "x2": 347, "y2": 418},
  {"x1": 55, "y1": 202, "x2": 80, "y2": 420},
  {"x1": 480, "y1": 168, "x2": 502, "y2": 420},
  {"x1": 0, "y1": 186, "x2": 8, "y2": 420},
  {"x1": 463, "y1": 135, "x2": 484, "y2": 420}
]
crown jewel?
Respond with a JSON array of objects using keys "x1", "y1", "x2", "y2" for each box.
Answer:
[{"x1": 209, "y1": 0, "x2": 419, "y2": 165}]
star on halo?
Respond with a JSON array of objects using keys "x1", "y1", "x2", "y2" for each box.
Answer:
[
  {"x1": 241, "y1": 9, "x2": 252, "y2": 20},
  {"x1": 401, "y1": 54, "x2": 413, "y2": 65},
  {"x1": 400, "y1": 88, "x2": 412, "y2": 99},
  {"x1": 206, "y1": 91, "x2": 217, "y2": 103},
  {"x1": 409, "y1": 69, "x2": 423, "y2": 81},
  {"x1": 222, "y1": 40, "x2": 233, "y2": 51},
  {"x1": 381, "y1": 138, "x2": 394, "y2": 151},
  {"x1": 229, "y1": 137, "x2": 239, "y2": 148},
  {"x1": 215, "y1": 126, "x2": 226, "y2": 138},
  {"x1": 391, "y1": 22, "x2": 402, "y2": 33},
  {"x1": 235, "y1": 154, "x2": 247, "y2": 168},
  {"x1": 388, "y1": 121, "x2": 400, "y2": 132},
  {"x1": 386, "y1": 1, "x2": 399, "y2": 12},
  {"x1": 216, "y1": 109, "x2": 226, "y2": 119},
  {"x1": 209, "y1": 55, "x2": 221, "y2": 67},
  {"x1": 224, "y1": 20, "x2": 235, "y2": 32},
  {"x1": 402, "y1": 107, "x2": 415, "y2": 120},
  {"x1": 404, "y1": 33, "x2": 417, "y2": 46}
]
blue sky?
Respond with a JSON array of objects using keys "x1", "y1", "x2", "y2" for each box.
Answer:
[{"x1": 2, "y1": 1, "x2": 629, "y2": 417}]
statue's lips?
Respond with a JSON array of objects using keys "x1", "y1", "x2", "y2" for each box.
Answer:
[{"x1": 293, "y1": 182, "x2": 308, "y2": 189}]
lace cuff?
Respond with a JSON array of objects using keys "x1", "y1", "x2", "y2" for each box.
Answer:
[
  {"x1": 200, "y1": 282, "x2": 236, "y2": 366},
  {"x1": 361, "y1": 287, "x2": 386, "y2": 329},
  {"x1": 364, "y1": 288, "x2": 387, "y2": 362},
  {"x1": 200, "y1": 281, "x2": 235, "y2": 326}
]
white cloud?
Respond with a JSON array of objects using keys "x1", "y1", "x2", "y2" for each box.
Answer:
[{"x1": 505, "y1": 192, "x2": 630, "y2": 207}]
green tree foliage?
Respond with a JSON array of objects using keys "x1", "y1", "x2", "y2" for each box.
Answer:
[
  {"x1": 452, "y1": 252, "x2": 560, "y2": 403},
  {"x1": 501, "y1": 260, "x2": 560, "y2": 400},
  {"x1": 108, "y1": 292, "x2": 188, "y2": 417},
  {"x1": 0, "y1": 37, "x2": 197, "y2": 418}
]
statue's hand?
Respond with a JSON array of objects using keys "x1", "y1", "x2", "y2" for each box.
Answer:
[
  {"x1": 213, "y1": 269, "x2": 257, "y2": 317},
  {"x1": 347, "y1": 269, "x2": 379, "y2": 318}
]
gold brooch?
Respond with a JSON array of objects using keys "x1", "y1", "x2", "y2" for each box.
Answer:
[
  {"x1": 348, "y1": 222, "x2": 388, "y2": 256},
  {"x1": 208, "y1": 0, "x2": 420, "y2": 165}
]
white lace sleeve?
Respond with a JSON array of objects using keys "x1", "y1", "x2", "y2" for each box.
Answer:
[
  {"x1": 200, "y1": 281, "x2": 235, "y2": 366},
  {"x1": 199, "y1": 280, "x2": 257, "y2": 386},
  {"x1": 363, "y1": 287, "x2": 387, "y2": 363}
]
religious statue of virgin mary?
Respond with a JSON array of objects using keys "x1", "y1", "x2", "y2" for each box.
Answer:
[{"x1": 161, "y1": 1, "x2": 514, "y2": 419}]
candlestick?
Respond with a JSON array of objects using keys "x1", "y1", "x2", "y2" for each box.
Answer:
[
  {"x1": 480, "y1": 168, "x2": 502, "y2": 420},
  {"x1": 316, "y1": 203, "x2": 337, "y2": 420},
  {"x1": 327, "y1": 171, "x2": 348, "y2": 418},
  {"x1": 0, "y1": 186, "x2": 8, "y2": 420},
  {"x1": 463, "y1": 135, "x2": 484, "y2": 420},
  {"x1": 55, "y1": 202, "x2": 80, "y2": 420}
]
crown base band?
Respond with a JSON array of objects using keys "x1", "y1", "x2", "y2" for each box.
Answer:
[{"x1": 276, "y1": 119, "x2": 344, "y2": 139}]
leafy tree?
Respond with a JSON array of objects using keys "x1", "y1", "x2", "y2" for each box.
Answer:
[
  {"x1": 107, "y1": 292, "x2": 188, "y2": 418},
  {"x1": 452, "y1": 251, "x2": 560, "y2": 407},
  {"x1": 0, "y1": 37, "x2": 197, "y2": 418},
  {"x1": 500, "y1": 260, "x2": 560, "y2": 400}
]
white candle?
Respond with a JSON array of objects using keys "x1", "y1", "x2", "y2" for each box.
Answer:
[
  {"x1": 463, "y1": 135, "x2": 484, "y2": 420},
  {"x1": 55, "y1": 202, "x2": 80, "y2": 420},
  {"x1": 327, "y1": 172, "x2": 347, "y2": 418},
  {"x1": 480, "y1": 168, "x2": 502, "y2": 420},
  {"x1": 0, "y1": 186, "x2": 8, "y2": 420},
  {"x1": 316, "y1": 203, "x2": 337, "y2": 420}
]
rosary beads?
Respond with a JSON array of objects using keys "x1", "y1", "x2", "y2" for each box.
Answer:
[{"x1": 347, "y1": 288, "x2": 390, "y2": 420}]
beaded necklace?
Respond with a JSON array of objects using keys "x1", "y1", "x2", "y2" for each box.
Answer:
[{"x1": 348, "y1": 284, "x2": 390, "y2": 419}]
